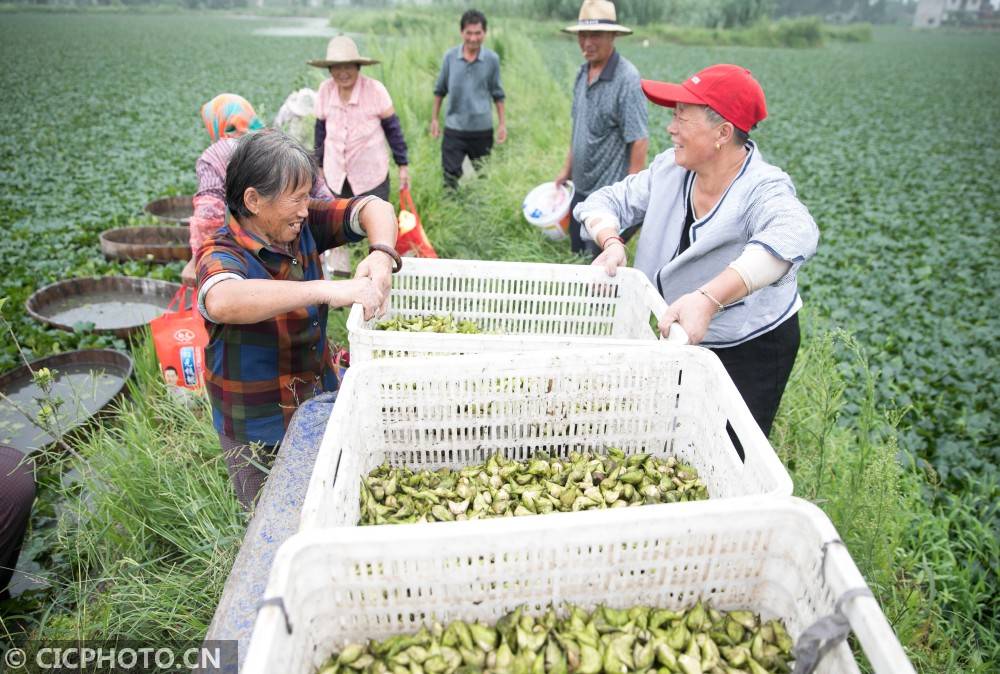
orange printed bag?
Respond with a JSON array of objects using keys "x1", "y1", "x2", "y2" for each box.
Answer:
[
  {"x1": 396, "y1": 187, "x2": 437, "y2": 258},
  {"x1": 150, "y1": 286, "x2": 209, "y2": 389}
]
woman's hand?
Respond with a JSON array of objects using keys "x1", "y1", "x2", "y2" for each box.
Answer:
[
  {"x1": 343, "y1": 277, "x2": 384, "y2": 321},
  {"x1": 354, "y1": 250, "x2": 394, "y2": 317},
  {"x1": 496, "y1": 122, "x2": 508, "y2": 144},
  {"x1": 429, "y1": 118, "x2": 440, "y2": 139},
  {"x1": 398, "y1": 165, "x2": 410, "y2": 191},
  {"x1": 181, "y1": 258, "x2": 198, "y2": 287},
  {"x1": 592, "y1": 241, "x2": 627, "y2": 277},
  {"x1": 658, "y1": 291, "x2": 718, "y2": 345}
]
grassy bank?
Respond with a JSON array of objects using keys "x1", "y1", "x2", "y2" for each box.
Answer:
[
  {"x1": 5, "y1": 336, "x2": 243, "y2": 642},
  {"x1": 772, "y1": 324, "x2": 997, "y2": 670}
]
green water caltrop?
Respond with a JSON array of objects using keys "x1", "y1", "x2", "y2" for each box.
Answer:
[
  {"x1": 359, "y1": 449, "x2": 709, "y2": 525},
  {"x1": 318, "y1": 602, "x2": 794, "y2": 674},
  {"x1": 375, "y1": 315, "x2": 483, "y2": 334}
]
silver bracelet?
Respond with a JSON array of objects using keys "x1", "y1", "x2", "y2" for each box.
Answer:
[{"x1": 697, "y1": 288, "x2": 725, "y2": 313}]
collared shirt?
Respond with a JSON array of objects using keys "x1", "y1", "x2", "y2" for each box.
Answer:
[
  {"x1": 190, "y1": 138, "x2": 333, "y2": 253},
  {"x1": 570, "y1": 50, "x2": 648, "y2": 195},
  {"x1": 433, "y1": 45, "x2": 505, "y2": 132},
  {"x1": 315, "y1": 74, "x2": 395, "y2": 195},
  {"x1": 195, "y1": 197, "x2": 369, "y2": 444},
  {"x1": 575, "y1": 142, "x2": 819, "y2": 348}
]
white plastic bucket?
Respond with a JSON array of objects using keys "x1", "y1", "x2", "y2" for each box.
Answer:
[{"x1": 522, "y1": 181, "x2": 574, "y2": 241}]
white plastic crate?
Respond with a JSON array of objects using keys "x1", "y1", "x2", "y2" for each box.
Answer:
[
  {"x1": 347, "y1": 257, "x2": 675, "y2": 362},
  {"x1": 300, "y1": 346, "x2": 793, "y2": 530},
  {"x1": 246, "y1": 497, "x2": 915, "y2": 674}
]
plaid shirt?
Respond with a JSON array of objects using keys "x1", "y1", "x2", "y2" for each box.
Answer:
[{"x1": 196, "y1": 198, "x2": 366, "y2": 444}]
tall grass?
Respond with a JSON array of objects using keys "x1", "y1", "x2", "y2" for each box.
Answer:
[
  {"x1": 643, "y1": 17, "x2": 831, "y2": 48},
  {"x1": 4, "y1": 336, "x2": 245, "y2": 642},
  {"x1": 772, "y1": 324, "x2": 998, "y2": 671},
  {"x1": 432, "y1": 0, "x2": 773, "y2": 28}
]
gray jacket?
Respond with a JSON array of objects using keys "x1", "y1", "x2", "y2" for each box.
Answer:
[{"x1": 575, "y1": 142, "x2": 819, "y2": 347}]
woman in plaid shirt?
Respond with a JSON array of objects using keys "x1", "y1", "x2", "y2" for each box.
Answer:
[{"x1": 196, "y1": 129, "x2": 399, "y2": 510}]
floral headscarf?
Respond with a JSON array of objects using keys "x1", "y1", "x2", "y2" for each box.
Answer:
[{"x1": 200, "y1": 93, "x2": 265, "y2": 143}]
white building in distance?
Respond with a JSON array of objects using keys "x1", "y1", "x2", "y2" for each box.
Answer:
[{"x1": 914, "y1": 0, "x2": 995, "y2": 27}]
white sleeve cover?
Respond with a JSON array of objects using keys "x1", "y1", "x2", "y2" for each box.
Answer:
[
  {"x1": 728, "y1": 244, "x2": 793, "y2": 295},
  {"x1": 583, "y1": 214, "x2": 621, "y2": 241},
  {"x1": 198, "y1": 273, "x2": 243, "y2": 323}
]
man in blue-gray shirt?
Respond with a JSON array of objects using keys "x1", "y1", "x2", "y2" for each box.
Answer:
[
  {"x1": 431, "y1": 9, "x2": 507, "y2": 189},
  {"x1": 555, "y1": 0, "x2": 648, "y2": 258}
]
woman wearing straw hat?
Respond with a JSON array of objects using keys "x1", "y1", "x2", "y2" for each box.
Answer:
[
  {"x1": 576, "y1": 64, "x2": 819, "y2": 436},
  {"x1": 181, "y1": 93, "x2": 335, "y2": 286},
  {"x1": 309, "y1": 35, "x2": 410, "y2": 203}
]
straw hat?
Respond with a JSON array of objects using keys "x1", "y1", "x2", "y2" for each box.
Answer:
[
  {"x1": 563, "y1": 0, "x2": 633, "y2": 35},
  {"x1": 308, "y1": 35, "x2": 379, "y2": 68}
]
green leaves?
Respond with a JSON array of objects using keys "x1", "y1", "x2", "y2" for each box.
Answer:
[{"x1": 0, "y1": 13, "x2": 330, "y2": 371}]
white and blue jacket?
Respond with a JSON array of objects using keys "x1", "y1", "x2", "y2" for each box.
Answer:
[{"x1": 575, "y1": 141, "x2": 819, "y2": 347}]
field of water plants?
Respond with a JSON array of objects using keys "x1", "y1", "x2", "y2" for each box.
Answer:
[{"x1": 0, "y1": 9, "x2": 996, "y2": 672}]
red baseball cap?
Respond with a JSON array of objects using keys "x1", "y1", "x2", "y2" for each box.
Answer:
[{"x1": 641, "y1": 64, "x2": 767, "y2": 133}]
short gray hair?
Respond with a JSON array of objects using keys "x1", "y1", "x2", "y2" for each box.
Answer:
[
  {"x1": 225, "y1": 129, "x2": 316, "y2": 220},
  {"x1": 703, "y1": 106, "x2": 750, "y2": 146}
]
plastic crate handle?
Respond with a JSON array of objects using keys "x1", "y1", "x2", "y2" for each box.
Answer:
[
  {"x1": 642, "y1": 283, "x2": 689, "y2": 345},
  {"x1": 257, "y1": 596, "x2": 293, "y2": 635},
  {"x1": 792, "y1": 586, "x2": 874, "y2": 674},
  {"x1": 662, "y1": 323, "x2": 689, "y2": 345}
]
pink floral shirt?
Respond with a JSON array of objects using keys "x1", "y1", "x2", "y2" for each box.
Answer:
[{"x1": 315, "y1": 74, "x2": 393, "y2": 195}]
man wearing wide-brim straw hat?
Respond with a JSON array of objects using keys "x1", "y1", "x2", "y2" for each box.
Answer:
[
  {"x1": 554, "y1": 0, "x2": 648, "y2": 259},
  {"x1": 561, "y1": 0, "x2": 633, "y2": 35}
]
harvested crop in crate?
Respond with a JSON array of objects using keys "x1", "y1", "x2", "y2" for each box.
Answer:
[
  {"x1": 375, "y1": 315, "x2": 482, "y2": 333},
  {"x1": 318, "y1": 602, "x2": 794, "y2": 674},
  {"x1": 360, "y1": 449, "x2": 709, "y2": 525}
]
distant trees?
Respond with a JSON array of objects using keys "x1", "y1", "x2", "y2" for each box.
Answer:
[
  {"x1": 771, "y1": 0, "x2": 904, "y2": 23},
  {"x1": 11, "y1": 0, "x2": 916, "y2": 25}
]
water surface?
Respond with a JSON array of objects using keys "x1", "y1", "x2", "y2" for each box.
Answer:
[
  {"x1": 44, "y1": 291, "x2": 169, "y2": 330},
  {"x1": 0, "y1": 364, "x2": 123, "y2": 452}
]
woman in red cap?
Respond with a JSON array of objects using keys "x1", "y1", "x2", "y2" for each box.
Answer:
[{"x1": 575, "y1": 64, "x2": 819, "y2": 436}]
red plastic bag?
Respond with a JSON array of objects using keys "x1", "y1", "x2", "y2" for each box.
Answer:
[
  {"x1": 150, "y1": 286, "x2": 209, "y2": 390},
  {"x1": 396, "y1": 187, "x2": 437, "y2": 258}
]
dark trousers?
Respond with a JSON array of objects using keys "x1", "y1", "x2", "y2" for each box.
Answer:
[
  {"x1": 569, "y1": 190, "x2": 601, "y2": 258},
  {"x1": 219, "y1": 434, "x2": 278, "y2": 512},
  {"x1": 442, "y1": 128, "x2": 493, "y2": 189},
  {"x1": 0, "y1": 446, "x2": 35, "y2": 600},
  {"x1": 709, "y1": 313, "x2": 801, "y2": 437},
  {"x1": 335, "y1": 174, "x2": 390, "y2": 202}
]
